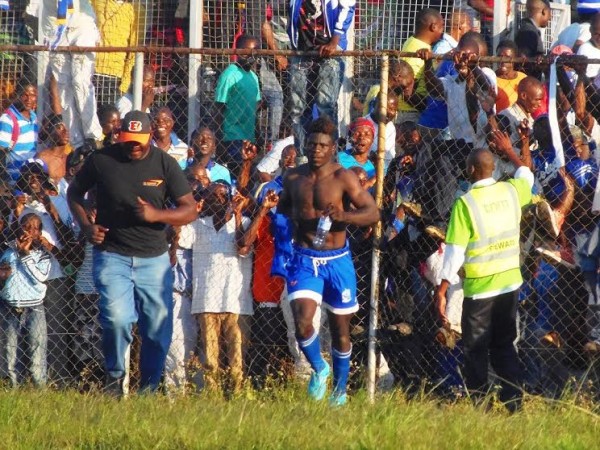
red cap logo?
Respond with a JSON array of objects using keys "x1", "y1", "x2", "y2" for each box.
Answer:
[{"x1": 128, "y1": 121, "x2": 142, "y2": 132}]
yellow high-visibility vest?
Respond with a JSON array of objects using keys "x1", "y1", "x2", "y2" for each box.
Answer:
[{"x1": 462, "y1": 181, "x2": 521, "y2": 278}]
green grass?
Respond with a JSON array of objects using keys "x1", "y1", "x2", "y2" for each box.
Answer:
[{"x1": 0, "y1": 387, "x2": 597, "y2": 449}]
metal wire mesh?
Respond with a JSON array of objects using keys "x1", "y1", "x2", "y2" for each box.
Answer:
[{"x1": 0, "y1": 1, "x2": 596, "y2": 405}]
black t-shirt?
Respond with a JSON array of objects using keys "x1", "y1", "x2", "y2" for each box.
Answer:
[
  {"x1": 298, "y1": 0, "x2": 330, "y2": 50},
  {"x1": 73, "y1": 144, "x2": 191, "y2": 257}
]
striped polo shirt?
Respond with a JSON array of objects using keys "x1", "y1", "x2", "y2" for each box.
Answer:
[{"x1": 0, "y1": 105, "x2": 38, "y2": 180}]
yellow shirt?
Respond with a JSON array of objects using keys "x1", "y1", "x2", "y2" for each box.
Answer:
[
  {"x1": 400, "y1": 36, "x2": 430, "y2": 112},
  {"x1": 92, "y1": 0, "x2": 142, "y2": 93},
  {"x1": 496, "y1": 72, "x2": 527, "y2": 112}
]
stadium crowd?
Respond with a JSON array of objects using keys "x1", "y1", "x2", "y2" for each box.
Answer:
[{"x1": 0, "y1": 0, "x2": 598, "y2": 403}]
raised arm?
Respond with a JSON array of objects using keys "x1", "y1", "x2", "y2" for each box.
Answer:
[
  {"x1": 261, "y1": 19, "x2": 288, "y2": 71},
  {"x1": 239, "y1": 189, "x2": 279, "y2": 249},
  {"x1": 416, "y1": 49, "x2": 445, "y2": 100}
]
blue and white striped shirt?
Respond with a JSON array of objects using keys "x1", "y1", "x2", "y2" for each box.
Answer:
[
  {"x1": 0, "y1": 105, "x2": 38, "y2": 180},
  {"x1": 0, "y1": 245, "x2": 51, "y2": 308}
]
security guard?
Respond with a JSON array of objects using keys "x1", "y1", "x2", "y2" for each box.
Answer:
[{"x1": 435, "y1": 134, "x2": 533, "y2": 412}]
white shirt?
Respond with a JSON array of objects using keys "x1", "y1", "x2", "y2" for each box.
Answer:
[
  {"x1": 440, "y1": 67, "x2": 497, "y2": 149},
  {"x1": 364, "y1": 114, "x2": 396, "y2": 170},
  {"x1": 433, "y1": 33, "x2": 458, "y2": 56},
  {"x1": 191, "y1": 215, "x2": 253, "y2": 315},
  {"x1": 553, "y1": 22, "x2": 591, "y2": 51},
  {"x1": 50, "y1": 178, "x2": 78, "y2": 232},
  {"x1": 256, "y1": 135, "x2": 295, "y2": 176},
  {"x1": 577, "y1": 41, "x2": 600, "y2": 79}
]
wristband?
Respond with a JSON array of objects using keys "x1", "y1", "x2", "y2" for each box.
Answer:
[{"x1": 392, "y1": 217, "x2": 404, "y2": 233}]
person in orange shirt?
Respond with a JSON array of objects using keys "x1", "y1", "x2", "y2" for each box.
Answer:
[{"x1": 495, "y1": 40, "x2": 528, "y2": 113}]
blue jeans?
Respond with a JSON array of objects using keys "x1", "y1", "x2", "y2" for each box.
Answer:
[
  {"x1": 93, "y1": 250, "x2": 174, "y2": 391},
  {"x1": 260, "y1": 60, "x2": 284, "y2": 143},
  {"x1": 289, "y1": 56, "x2": 342, "y2": 152},
  {"x1": 1, "y1": 303, "x2": 47, "y2": 387}
]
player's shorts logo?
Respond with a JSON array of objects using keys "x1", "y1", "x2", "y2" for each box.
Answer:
[
  {"x1": 341, "y1": 288, "x2": 351, "y2": 303},
  {"x1": 289, "y1": 280, "x2": 298, "y2": 286}
]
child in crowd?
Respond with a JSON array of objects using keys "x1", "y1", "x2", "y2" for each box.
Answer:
[{"x1": 0, "y1": 213, "x2": 51, "y2": 387}]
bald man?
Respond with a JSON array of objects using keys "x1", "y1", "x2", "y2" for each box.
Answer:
[
  {"x1": 436, "y1": 143, "x2": 533, "y2": 412},
  {"x1": 494, "y1": 76, "x2": 544, "y2": 179},
  {"x1": 433, "y1": 9, "x2": 473, "y2": 56},
  {"x1": 418, "y1": 34, "x2": 497, "y2": 172}
]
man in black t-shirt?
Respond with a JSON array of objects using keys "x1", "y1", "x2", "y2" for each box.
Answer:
[{"x1": 67, "y1": 111, "x2": 196, "y2": 395}]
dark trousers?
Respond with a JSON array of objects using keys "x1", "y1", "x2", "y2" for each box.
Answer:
[{"x1": 462, "y1": 290, "x2": 522, "y2": 410}]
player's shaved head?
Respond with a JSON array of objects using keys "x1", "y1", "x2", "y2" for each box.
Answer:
[{"x1": 467, "y1": 148, "x2": 495, "y2": 181}]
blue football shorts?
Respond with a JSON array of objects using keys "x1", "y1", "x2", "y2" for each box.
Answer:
[{"x1": 286, "y1": 243, "x2": 358, "y2": 314}]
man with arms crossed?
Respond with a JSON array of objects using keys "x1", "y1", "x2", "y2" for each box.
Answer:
[
  {"x1": 278, "y1": 116, "x2": 379, "y2": 406},
  {"x1": 67, "y1": 111, "x2": 197, "y2": 395}
]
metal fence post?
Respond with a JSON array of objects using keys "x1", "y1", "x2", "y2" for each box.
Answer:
[
  {"x1": 367, "y1": 53, "x2": 389, "y2": 402},
  {"x1": 188, "y1": 0, "x2": 203, "y2": 141},
  {"x1": 132, "y1": 52, "x2": 144, "y2": 111}
]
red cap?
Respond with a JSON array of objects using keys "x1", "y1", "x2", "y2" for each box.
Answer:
[{"x1": 349, "y1": 117, "x2": 376, "y2": 136}]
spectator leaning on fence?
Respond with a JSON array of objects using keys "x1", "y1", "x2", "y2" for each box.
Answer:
[
  {"x1": 240, "y1": 185, "x2": 288, "y2": 388},
  {"x1": 188, "y1": 127, "x2": 232, "y2": 185},
  {"x1": 67, "y1": 111, "x2": 196, "y2": 396},
  {"x1": 0, "y1": 82, "x2": 38, "y2": 182},
  {"x1": 435, "y1": 142, "x2": 534, "y2": 413},
  {"x1": 419, "y1": 36, "x2": 497, "y2": 175},
  {"x1": 361, "y1": 59, "x2": 414, "y2": 118},
  {"x1": 190, "y1": 183, "x2": 254, "y2": 393},
  {"x1": 398, "y1": 8, "x2": 445, "y2": 123},
  {"x1": 287, "y1": 0, "x2": 355, "y2": 151},
  {"x1": 278, "y1": 116, "x2": 379, "y2": 406}
]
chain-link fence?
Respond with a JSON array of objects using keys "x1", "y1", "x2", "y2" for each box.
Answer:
[{"x1": 0, "y1": 1, "x2": 598, "y2": 405}]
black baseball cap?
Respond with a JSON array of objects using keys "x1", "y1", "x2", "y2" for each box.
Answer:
[{"x1": 118, "y1": 110, "x2": 151, "y2": 146}]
